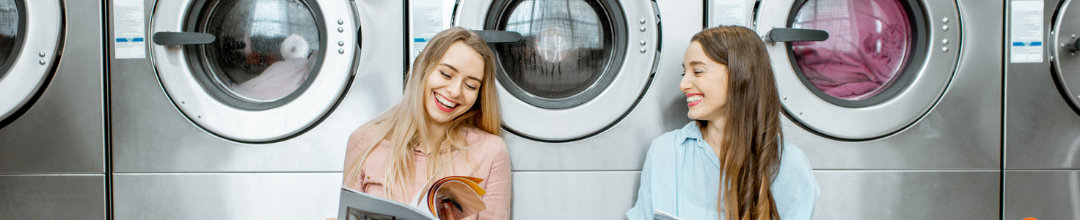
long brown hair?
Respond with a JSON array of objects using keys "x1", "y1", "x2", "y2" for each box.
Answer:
[
  {"x1": 692, "y1": 26, "x2": 783, "y2": 220},
  {"x1": 343, "y1": 27, "x2": 500, "y2": 202}
]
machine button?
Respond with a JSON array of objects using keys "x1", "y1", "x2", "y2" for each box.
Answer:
[
  {"x1": 338, "y1": 19, "x2": 344, "y2": 25},
  {"x1": 39, "y1": 60, "x2": 45, "y2": 65},
  {"x1": 338, "y1": 27, "x2": 344, "y2": 33},
  {"x1": 942, "y1": 46, "x2": 949, "y2": 53},
  {"x1": 39, "y1": 51, "x2": 45, "y2": 57},
  {"x1": 338, "y1": 41, "x2": 345, "y2": 46},
  {"x1": 640, "y1": 26, "x2": 646, "y2": 32},
  {"x1": 339, "y1": 48, "x2": 345, "y2": 54},
  {"x1": 640, "y1": 18, "x2": 646, "y2": 24},
  {"x1": 942, "y1": 25, "x2": 949, "y2": 32},
  {"x1": 640, "y1": 47, "x2": 646, "y2": 53},
  {"x1": 942, "y1": 39, "x2": 949, "y2": 45},
  {"x1": 942, "y1": 17, "x2": 949, "y2": 24},
  {"x1": 640, "y1": 40, "x2": 646, "y2": 46}
]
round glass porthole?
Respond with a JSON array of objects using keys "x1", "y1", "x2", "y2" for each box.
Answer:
[
  {"x1": 193, "y1": 0, "x2": 322, "y2": 110},
  {"x1": 490, "y1": 0, "x2": 624, "y2": 109},
  {"x1": 0, "y1": 0, "x2": 21, "y2": 78},
  {"x1": 789, "y1": 0, "x2": 923, "y2": 107}
]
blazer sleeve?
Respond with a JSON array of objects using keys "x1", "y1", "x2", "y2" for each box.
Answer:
[{"x1": 474, "y1": 138, "x2": 512, "y2": 220}]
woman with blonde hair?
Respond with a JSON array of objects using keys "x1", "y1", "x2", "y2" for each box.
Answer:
[
  {"x1": 343, "y1": 27, "x2": 510, "y2": 220},
  {"x1": 627, "y1": 26, "x2": 819, "y2": 220}
]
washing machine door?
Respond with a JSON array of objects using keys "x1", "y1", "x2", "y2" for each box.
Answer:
[
  {"x1": 458, "y1": 0, "x2": 659, "y2": 141},
  {"x1": 0, "y1": 0, "x2": 61, "y2": 125},
  {"x1": 149, "y1": 0, "x2": 356, "y2": 142},
  {"x1": 1052, "y1": 0, "x2": 1080, "y2": 112},
  {"x1": 756, "y1": 0, "x2": 960, "y2": 140}
]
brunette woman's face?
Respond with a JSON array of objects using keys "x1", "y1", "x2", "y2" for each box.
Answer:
[
  {"x1": 680, "y1": 41, "x2": 730, "y2": 121},
  {"x1": 424, "y1": 41, "x2": 486, "y2": 124}
]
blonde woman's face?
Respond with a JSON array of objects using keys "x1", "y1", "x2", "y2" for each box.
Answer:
[
  {"x1": 680, "y1": 41, "x2": 730, "y2": 121},
  {"x1": 424, "y1": 41, "x2": 486, "y2": 124}
]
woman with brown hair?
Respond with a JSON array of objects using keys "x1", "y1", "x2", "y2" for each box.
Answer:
[
  {"x1": 342, "y1": 27, "x2": 510, "y2": 220},
  {"x1": 627, "y1": 26, "x2": 819, "y2": 220}
]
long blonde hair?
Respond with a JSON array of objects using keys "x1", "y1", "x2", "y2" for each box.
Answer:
[
  {"x1": 693, "y1": 26, "x2": 783, "y2": 220},
  {"x1": 344, "y1": 27, "x2": 500, "y2": 202}
]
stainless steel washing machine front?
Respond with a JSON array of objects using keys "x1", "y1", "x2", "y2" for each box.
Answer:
[
  {"x1": 0, "y1": 0, "x2": 105, "y2": 218},
  {"x1": 448, "y1": 0, "x2": 697, "y2": 218},
  {"x1": 107, "y1": 0, "x2": 404, "y2": 218},
  {"x1": 1005, "y1": 0, "x2": 1080, "y2": 219},
  {"x1": 741, "y1": 0, "x2": 1002, "y2": 218}
]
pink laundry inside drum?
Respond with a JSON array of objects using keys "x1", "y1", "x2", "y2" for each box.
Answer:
[{"x1": 791, "y1": 0, "x2": 912, "y2": 100}]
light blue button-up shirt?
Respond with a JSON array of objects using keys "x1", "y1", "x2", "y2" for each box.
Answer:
[{"x1": 627, "y1": 122, "x2": 819, "y2": 220}]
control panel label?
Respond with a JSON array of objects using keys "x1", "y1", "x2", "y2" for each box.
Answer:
[
  {"x1": 1010, "y1": 0, "x2": 1043, "y2": 63},
  {"x1": 710, "y1": 0, "x2": 748, "y2": 27},
  {"x1": 113, "y1": 0, "x2": 145, "y2": 59}
]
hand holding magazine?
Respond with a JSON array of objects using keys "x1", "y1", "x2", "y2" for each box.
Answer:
[{"x1": 339, "y1": 176, "x2": 488, "y2": 220}]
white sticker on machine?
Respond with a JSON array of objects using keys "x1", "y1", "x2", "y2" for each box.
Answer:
[
  {"x1": 1010, "y1": 0, "x2": 1043, "y2": 63},
  {"x1": 113, "y1": 0, "x2": 145, "y2": 59},
  {"x1": 410, "y1": 0, "x2": 453, "y2": 63},
  {"x1": 710, "y1": 0, "x2": 747, "y2": 27}
]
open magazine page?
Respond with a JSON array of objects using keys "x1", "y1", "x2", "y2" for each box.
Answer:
[
  {"x1": 338, "y1": 187, "x2": 438, "y2": 220},
  {"x1": 412, "y1": 176, "x2": 489, "y2": 220}
]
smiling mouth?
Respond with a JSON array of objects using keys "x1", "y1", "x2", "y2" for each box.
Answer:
[
  {"x1": 434, "y1": 92, "x2": 459, "y2": 112},
  {"x1": 686, "y1": 93, "x2": 703, "y2": 107}
]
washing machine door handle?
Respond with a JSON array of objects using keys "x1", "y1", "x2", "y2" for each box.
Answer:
[
  {"x1": 1067, "y1": 38, "x2": 1080, "y2": 52},
  {"x1": 474, "y1": 30, "x2": 522, "y2": 44},
  {"x1": 152, "y1": 32, "x2": 216, "y2": 46},
  {"x1": 766, "y1": 28, "x2": 828, "y2": 42}
]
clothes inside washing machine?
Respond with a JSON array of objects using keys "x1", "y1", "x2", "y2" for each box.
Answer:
[{"x1": 790, "y1": 0, "x2": 912, "y2": 101}]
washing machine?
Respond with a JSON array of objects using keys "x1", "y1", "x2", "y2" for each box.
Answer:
[
  {"x1": 722, "y1": 0, "x2": 1002, "y2": 218},
  {"x1": 443, "y1": 0, "x2": 697, "y2": 218},
  {"x1": 1004, "y1": 0, "x2": 1080, "y2": 219},
  {"x1": 0, "y1": 0, "x2": 106, "y2": 218},
  {"x1": 107, "y1": 0, "x2": 403, "y2": 218}
]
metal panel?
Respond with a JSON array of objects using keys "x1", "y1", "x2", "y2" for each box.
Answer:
[
  {"x1": 0, "y1": 0, "x2": 104, "y2": 174},
  {"x1": 113, "y1": 173, "x2": 342, "y2": 220},
  {"x1": 1005, "y1": 0, "x2": 1080, "y2": 170},
  {"x1": 0, "y1": 175, "x2": 105, "y2": 219},
  {"x1": 812, "y1": 171, "x2": 1000, "y2": 220},
  {"x1": 108, "y1": 0, "x2": 403, "y2": 172},
  {"x1": 511, "y1": 171, "x2": 640, "y2": 220},
  {"x1": 782, "y1": 0, "x2": 1002, "y2": 170},
  {"x1": 1004, "y1": 170, "x2": 1080, "y2": 220}
]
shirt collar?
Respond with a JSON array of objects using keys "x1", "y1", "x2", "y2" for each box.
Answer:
[{"x1": 677, "y1": 121, "x2": 704, "y2": 147}]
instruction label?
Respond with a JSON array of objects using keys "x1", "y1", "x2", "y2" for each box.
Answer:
[
  {"x1": 1010, "y1": 0, "x2": 1043, "y2": 63},
  {"x1": 113, "y1": 0, "x2": 145, "y2": 59},
  {"x1": 410, "y1": 0, "x2": 453, "y2": 63},
  {"x1": 710, "y1": 0, "x2": 747, "y2": 27}
]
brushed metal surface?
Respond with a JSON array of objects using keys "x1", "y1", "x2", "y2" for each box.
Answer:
[
  {"x1": 511, "y1": 171, "x2": 640, "y2": 220},
  {"x1": 1004, "y1": 170, "x2": 1080, "y2": 220},
  {"x1": 113, "y1": 173, "x2": 341, "y2": 220},
  {"x1": 0, "y1": 0, "x2": 104, "y2": 174},
  {"x1": 812, "y1": 171, "x2": 1000, "y2": 220},
  {"x1": 0, "y1": 174, "x2": 105, "y2": 219},
  {"x1": 778, "y1": 0, "x2": 1002, "y2": 170},
  {"x1": 449, "y1": 0, "x2": 697, "y2": 171},
  {"x1": 108, "y1": 0, "x2": 403, "y2": 172},
  {"x1": 1005, "y1": 0, "x2": 1080, "y2": 170}
]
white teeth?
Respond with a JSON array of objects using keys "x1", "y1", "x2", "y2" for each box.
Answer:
[
  {"x1": 686, "y1": 95, "x2": 703, "y2": 103},
  {"x1": 435, "y1": 93, "x2": 458, "y2": 108}
]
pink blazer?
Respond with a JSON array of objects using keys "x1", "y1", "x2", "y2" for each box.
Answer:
[{"x1": 343, "y1": 125, "x2": 512, "y2": 220}]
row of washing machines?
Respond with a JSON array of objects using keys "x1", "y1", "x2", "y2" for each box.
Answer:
[{"x1": 0, "y1": 0, "x2": 1076, "y2": 219}]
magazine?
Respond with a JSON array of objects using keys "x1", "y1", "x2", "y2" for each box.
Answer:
[{"x1": 338, "y1": 176, "x2": 488, "y2": 220}]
